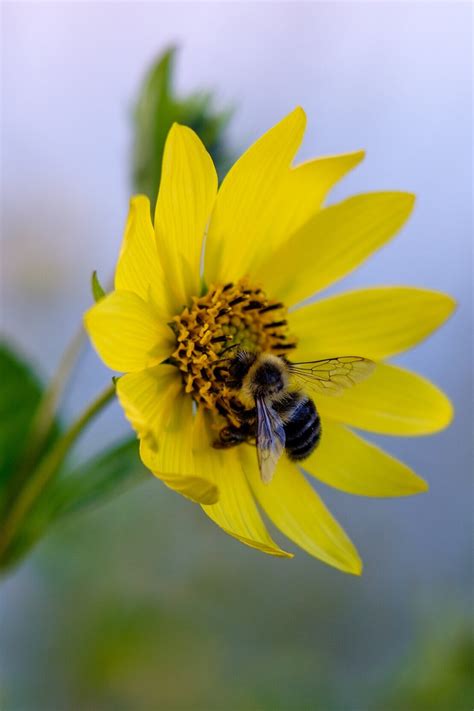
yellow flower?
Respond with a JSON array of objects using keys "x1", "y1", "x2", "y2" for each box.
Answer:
[{"x1": 84, "y1": 108, "x2": 454, "y2": 574}]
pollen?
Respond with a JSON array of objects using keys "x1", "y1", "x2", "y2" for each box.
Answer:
[{"x1": 171, "y1": 279, "x2": 296, "y2": 419}]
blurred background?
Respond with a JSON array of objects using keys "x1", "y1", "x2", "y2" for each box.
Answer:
[{"x1": 1, "y1": 2, "x2": 472, "y2": 709}]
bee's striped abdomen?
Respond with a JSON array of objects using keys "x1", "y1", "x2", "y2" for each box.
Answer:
[{"x1": 283, "y1": 395, "x2": 321, "y2": 461}]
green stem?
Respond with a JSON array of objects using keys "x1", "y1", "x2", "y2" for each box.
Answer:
[
  {"x1": 31, "y1": 325, "x2": 86, "y2": 445},
  {"x1": 26, "y1": 280, "x2": 114, "y2": 460},
  {"x1": 0, "y1": 383, "x2": 116, "y2": 562}
]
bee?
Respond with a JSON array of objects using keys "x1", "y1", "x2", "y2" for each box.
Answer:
[{"x1": 214, "y1": 350, "x2": 375, "y2": 484}]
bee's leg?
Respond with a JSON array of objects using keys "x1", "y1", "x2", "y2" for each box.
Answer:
[
  {"x1": 239, "y1": 408, "x2": 257, "y2": 423},
  {"x1": 213, "y1": 366, "x2": 230, "y2": 383},
  {"x1": 228, "y1": 398, "x2": 257, "y2": 423},
  {"x1": 213, "y1": 425, "x2": 248, "y2": 449}
]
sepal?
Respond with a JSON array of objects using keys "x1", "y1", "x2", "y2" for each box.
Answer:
[{"x1": 91, "y1": 270, "x2": 106, "y2": 302}]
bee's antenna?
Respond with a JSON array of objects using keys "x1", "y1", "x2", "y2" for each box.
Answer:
[{"x1": 215, "y1": 340, "x2": 242, "y2": 362}]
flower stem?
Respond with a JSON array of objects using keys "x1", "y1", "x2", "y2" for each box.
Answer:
[
  {"x1": 25, "y1": 325, "x2": 86, "y2": 469},
  {"x1": 0, "y1": 383, "x2": 116, "y2": 563}
]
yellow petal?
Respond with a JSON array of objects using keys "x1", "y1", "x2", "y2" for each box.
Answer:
[
  {"x1": 288, "y1": 151, "x2": 365, "y2": 214},
  {"x1": 204, "y1": 107, "x2": 306, "y2": 285},
  {"x1": 195, "y1": 410, "x2": 291, "y2": 558},
  {"x1": 256, "y1": 192, "x2": 415, "y2": 306},
  {"x1": 115, "y1": 195, "x2": 169, "y2": 316},
  {"x1": 276, "y1": 151, "x2": 367, "y2": 245},
  {"x1": 118, "y1": 365, "x2": 192, "y2": 475},
  {"x1": 304, "y1": 419, "x2": 428, "y2": 496},
  {"x1": 141, "y1": 388, "x2": 194, "y2": 475},
  {"x1": 116, "y1": 364, "x2": 182, "y2": 436},
  {"x1": 84, "y1": 291, "x2": 173, "y2": 372},
  {"x1": 141, "y1": 437, "x2": 219, "y2": 506},
  {"x1": 117, "y1": 367, "x2": 219, "y2": 505},
  {"x1": 158, "y1": 472, "x2": 219, "y2": 505},
  {"x1": 154, "y1": 124, "x2": 217, "y2": 311},
  {"x1": 247, "y1": 150, "x2": 367, "y2": 275},
  {"x1": 316, "y1": 363, "x2": 453, "y2": 435},
  {"x1": 291, "y1": 287, "x2": 456, "y2": 361},
  {"x1": 243, "y1": 449, "x2": 361, "y2": 574}
]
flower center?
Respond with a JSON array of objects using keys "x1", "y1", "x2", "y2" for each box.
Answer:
[{"x1": 171, "y1": 279, "x2": 296, "y2": 418}]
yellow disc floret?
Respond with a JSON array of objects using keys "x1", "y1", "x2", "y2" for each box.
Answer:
[{"x1": 171, "y1": 279, "x2": 296, "y2": 418}]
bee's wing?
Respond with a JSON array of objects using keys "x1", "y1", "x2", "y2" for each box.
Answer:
[
  {"x1": 256, "y1": 396, "x2": 286, "y2": 484},
  {"x1": 287, "y1": 356, "x2": 375, "y2": 396}
]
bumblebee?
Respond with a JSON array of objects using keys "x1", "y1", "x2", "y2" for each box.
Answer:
[{"x1": 214, "y1": 350, "x2": 374, "y2": 484}]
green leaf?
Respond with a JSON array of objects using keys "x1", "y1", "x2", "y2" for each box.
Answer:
[
  {"x1": 0, "y1": 341, "x2": 62, "y2": 570},
  {"x1": 47, "y1": 437, "x2": 148, "y2": 520},
  {"x1": 0, "y1": 341, "x2": 146, "y2": 574},
  {"x1": 132, "y1": 46, "x2": 234, "y2": 211},
  {"x1": 0, "y1": 342, "x2": 58, "y2": 494},
  {"x1": 91, "y1": 270, "x2": 106, "y2": 302},
  {"x1": 0, "y1": 438, "x2": 148, "y2": 574}
]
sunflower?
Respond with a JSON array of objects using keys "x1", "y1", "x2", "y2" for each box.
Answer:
[{"x1": 84, "y1": 108, "x2": 454, "y2": 574}]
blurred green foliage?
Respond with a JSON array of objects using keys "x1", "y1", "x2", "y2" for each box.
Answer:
[
  {"x1": 0, "y1": 344, "x2": 39, "y2": 485},
  {"x1": 132, "y1": 46, "x2": 234, "y2": 210},
  {"x1": 376, "y1": 621, "x2": 474, "y2": 710},
  {"x1": 2, "y1": 477, "x2": 471, "y2": 710},
  {"x1": 0, "y1": 343, "x2": 61, "y2": 569},
  {"x1": 0, "y1": 342, "x2": 146, "y2": 573},
  {"x1": 46, "y1": 438, "x2": 148, "y2": 520},
  {"x1": 0, "y1": 343, "x2": 59, "y2": 502}
]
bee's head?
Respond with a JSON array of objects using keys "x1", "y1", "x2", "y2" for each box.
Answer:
[
  {"x1": 226, "y1": 349, "x2": 257, "y2": 385},
  {"x1": 243, "y1": 353, "x2": 289, "y2": 402}
]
